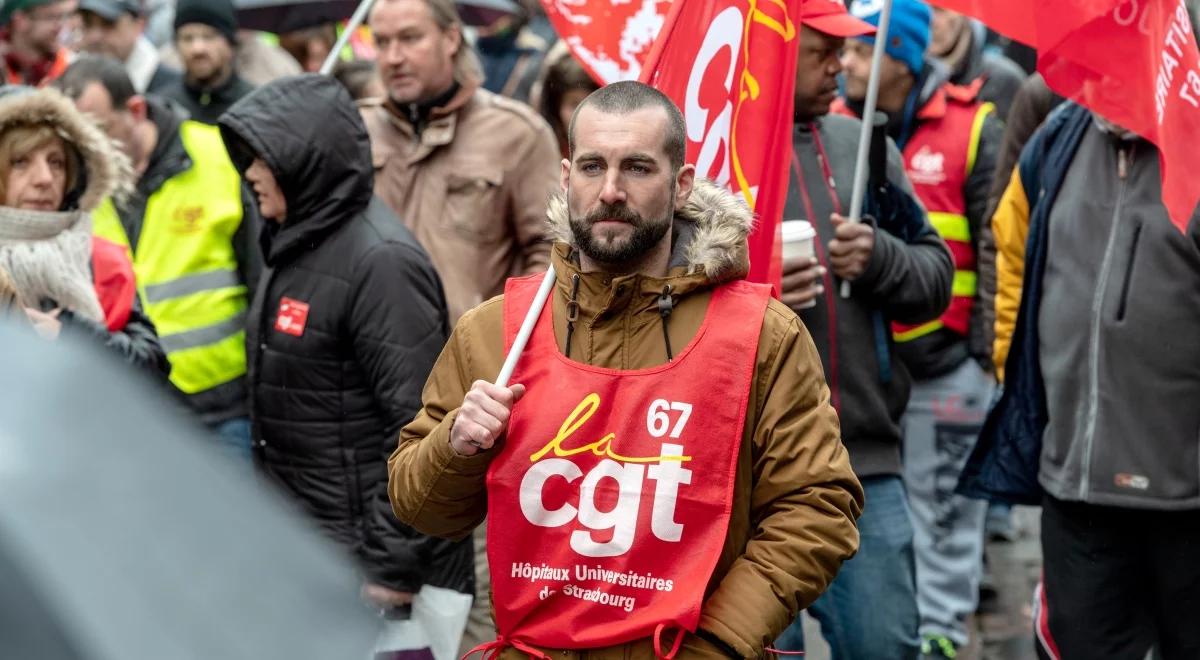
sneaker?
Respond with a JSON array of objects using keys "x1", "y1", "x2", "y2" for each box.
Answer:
[{"x1": 920, "y1": 635, "x2": 958, "y2": 659}]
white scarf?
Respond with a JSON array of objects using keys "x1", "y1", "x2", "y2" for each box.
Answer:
[{"x1": 0, "y1": 206, "x2": 105, "y2": 323}]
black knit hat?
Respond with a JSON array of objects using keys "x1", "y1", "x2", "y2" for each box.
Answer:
[{"x1": 174, "y1": 0, "x2": 238, "y2": 44}]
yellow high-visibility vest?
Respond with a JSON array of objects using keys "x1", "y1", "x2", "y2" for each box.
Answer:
[{"x1": 94, "y1": 120, "x2": 247, "y2": 395}]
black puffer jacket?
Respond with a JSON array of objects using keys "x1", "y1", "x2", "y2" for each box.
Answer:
[{"x1": 220, "y1": 75, "x2": 473, "y2": 595}]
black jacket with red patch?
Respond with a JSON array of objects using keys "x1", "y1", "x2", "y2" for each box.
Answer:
[{"x1": 223, "y1": 75, "x2": 472, "y2": 594}]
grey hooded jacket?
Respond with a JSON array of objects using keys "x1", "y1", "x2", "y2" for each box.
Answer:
[{"x1": 1037, "y1": 121, "x2": 1200, "y2": 510}]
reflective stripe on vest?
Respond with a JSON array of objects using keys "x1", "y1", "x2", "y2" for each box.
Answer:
[
  {"x1": 894, "y1": 319, "x2": 944, "y2": 343},
  {"x1": 93, "y1": 120, "x2": 247, "y2": 394},
  {"x1": 892, "y1": 270, "x2": 978, "y2": 342},
  {"x1": 966, "y1": 100, "x2": 992, "y2": 175},
  {"x1": 893, "y1": 99, "x2": 994, "y2": 342},
  {"x1": 928, "y1": 211, "x2": 979, "y2": 296},
  {"x1": 929, "y1": 211, "x2": 971, "y2": 243}
]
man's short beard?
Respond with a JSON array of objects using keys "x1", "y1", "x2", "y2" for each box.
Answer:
[
  {"x1": 569, "y1": 187, "x2": 674, "y2": 266},
  {"x1": 186, "y1": 60, "x2": 231, "y2": 89}
]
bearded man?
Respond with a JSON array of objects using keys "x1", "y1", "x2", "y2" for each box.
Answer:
[{"x1": 387, "y1": 81, "x2": 864, "y2": 658}]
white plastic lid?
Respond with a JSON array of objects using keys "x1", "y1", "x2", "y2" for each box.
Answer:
[{"x1": 781, "y1": 220, "x2": 815, "y2": 243}]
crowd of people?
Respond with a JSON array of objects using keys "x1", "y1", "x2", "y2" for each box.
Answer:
[{"x1": 0, "y1": 0, "x2": 1198, "y2": 658}]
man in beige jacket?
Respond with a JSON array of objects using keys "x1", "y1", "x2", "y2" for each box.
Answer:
[{"x1": 362, "y1": 0, "x2": 559, "y2": 324}]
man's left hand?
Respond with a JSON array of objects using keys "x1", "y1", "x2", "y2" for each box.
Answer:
[{"x1": 827, "y1": 213, "x2": 875, "y2": 281}]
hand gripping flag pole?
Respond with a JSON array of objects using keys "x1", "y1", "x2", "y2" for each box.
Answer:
[{"x1": 842, "y1": 0, "x2": 893, "y2": 298}]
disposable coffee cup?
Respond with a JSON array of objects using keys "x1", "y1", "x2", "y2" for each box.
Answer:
[{"x1": 781, "y1": 220, "x2": 818, "y2": 308}]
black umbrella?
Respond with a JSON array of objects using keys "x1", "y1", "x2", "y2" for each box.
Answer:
[
  {"x1": 0, "y1": 323, "x2": 379, "y2": 659},
  {"x1": 235, "y1": 0, "x2": 526, "y2": 34},
  {"x1": 236, "y1": 0, "x2": 362, "y2": 34}
]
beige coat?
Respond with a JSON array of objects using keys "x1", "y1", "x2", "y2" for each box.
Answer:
[
  {"x1": 361, "y1": 83, "x2": 559, "y2": 322},
  {"x1": 388, "y1": 180, "x2": 864, "y2": 658}
]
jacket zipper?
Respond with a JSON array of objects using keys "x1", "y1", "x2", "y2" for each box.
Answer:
[
  {"x1": 1080, "y1": 144, "x2": 1130, "y2": 500},
  {"x1": 1115, "y1": 222, "x2": 1141, "y2": 321},
  {"x1": 249, "y1": 267, "x2": 277, "y2": 452}
]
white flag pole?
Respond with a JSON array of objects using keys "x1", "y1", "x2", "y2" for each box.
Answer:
[
  {"x1": 841, "y1": 0, "x2": 893, "y2": 299},
  {"x1": 319, "y1": 0, "x2": 378, "y2": 75},
  {"x1": 495, "y1": 266, "x2": 557, "y2": 387}
]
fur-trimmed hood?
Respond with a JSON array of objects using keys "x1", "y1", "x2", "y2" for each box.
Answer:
[
  {"x1": 0, "y1": 87, "x2": 130, "y2": 213},
  {"x1": 545, "y1": 178, "x2": 754, "y2": 283}
]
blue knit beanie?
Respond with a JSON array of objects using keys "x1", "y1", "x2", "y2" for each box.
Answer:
[{"x1": 849, "y1": 0, "x2": 932, "y2": 78}]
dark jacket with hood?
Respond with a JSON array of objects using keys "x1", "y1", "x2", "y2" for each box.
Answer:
[
  {"x1": 219, "y1": 74, "x2": 473, "y2": 594},
  {"x1": 786, "y1": 112, "x2": 954, "y2": 478}
]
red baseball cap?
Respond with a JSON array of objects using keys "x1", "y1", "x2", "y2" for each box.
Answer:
[{"x1": 800, "y1": 0, "x2": 877, "y2": 38}]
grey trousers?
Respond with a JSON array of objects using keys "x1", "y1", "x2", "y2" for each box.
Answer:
[{"x1": 902, "y1": 358, "x2": 994, "y2": 647}]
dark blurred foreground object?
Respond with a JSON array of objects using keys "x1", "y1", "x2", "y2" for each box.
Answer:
[
  {"x1": 235, "y1": 0, "x2": 360, "y2": 33},
  {"x1": 0, "y1": 322, "x2": 378, "y2": 660}
]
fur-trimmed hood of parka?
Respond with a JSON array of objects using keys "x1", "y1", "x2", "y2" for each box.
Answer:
[
  {"x1": 545, "y1": 178, "x2": 754, "y2": 284},
  {"x1": 0, "y1": 87, "x2": 130, "y2": 213}
]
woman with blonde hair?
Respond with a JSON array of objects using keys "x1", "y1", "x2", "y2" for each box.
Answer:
[{"x1": 0, "y1": 86, "x2": 167, "y2": 374}]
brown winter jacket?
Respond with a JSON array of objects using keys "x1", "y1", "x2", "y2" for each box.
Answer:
[
  {"x1": 388, "y1": 181, "x2": 864, "y2": 659},
  {"x1": 361, "y1": 83, "x2": 560, "y2": 323}
]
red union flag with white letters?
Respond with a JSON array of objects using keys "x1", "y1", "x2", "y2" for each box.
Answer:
[
  {"x1": 540, "y1": 0, "x2": 799, "y2": 287},
  {"x1": 540, "y1": 0, "x2": 671, "y2": 84},
  {"x1": 638, "y1": 0, "x2": 800, "y2": 286},
  {"x1": 931, "y1": 0, "x2": 1200, "y2": 231}
]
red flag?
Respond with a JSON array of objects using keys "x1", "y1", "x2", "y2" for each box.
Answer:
[
  {"x1": 925, "y1": 0, "x2": 1038, "y2": 44},
  {"x1": 931, "y1": 0, "x2": 1200, "y2": 231},
  {"x1": 540, "y1": 0, "x2": 673, "y2": 84},
  {"x1": 638, "y1": 0, "x2": 802, "y2": 286}
]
